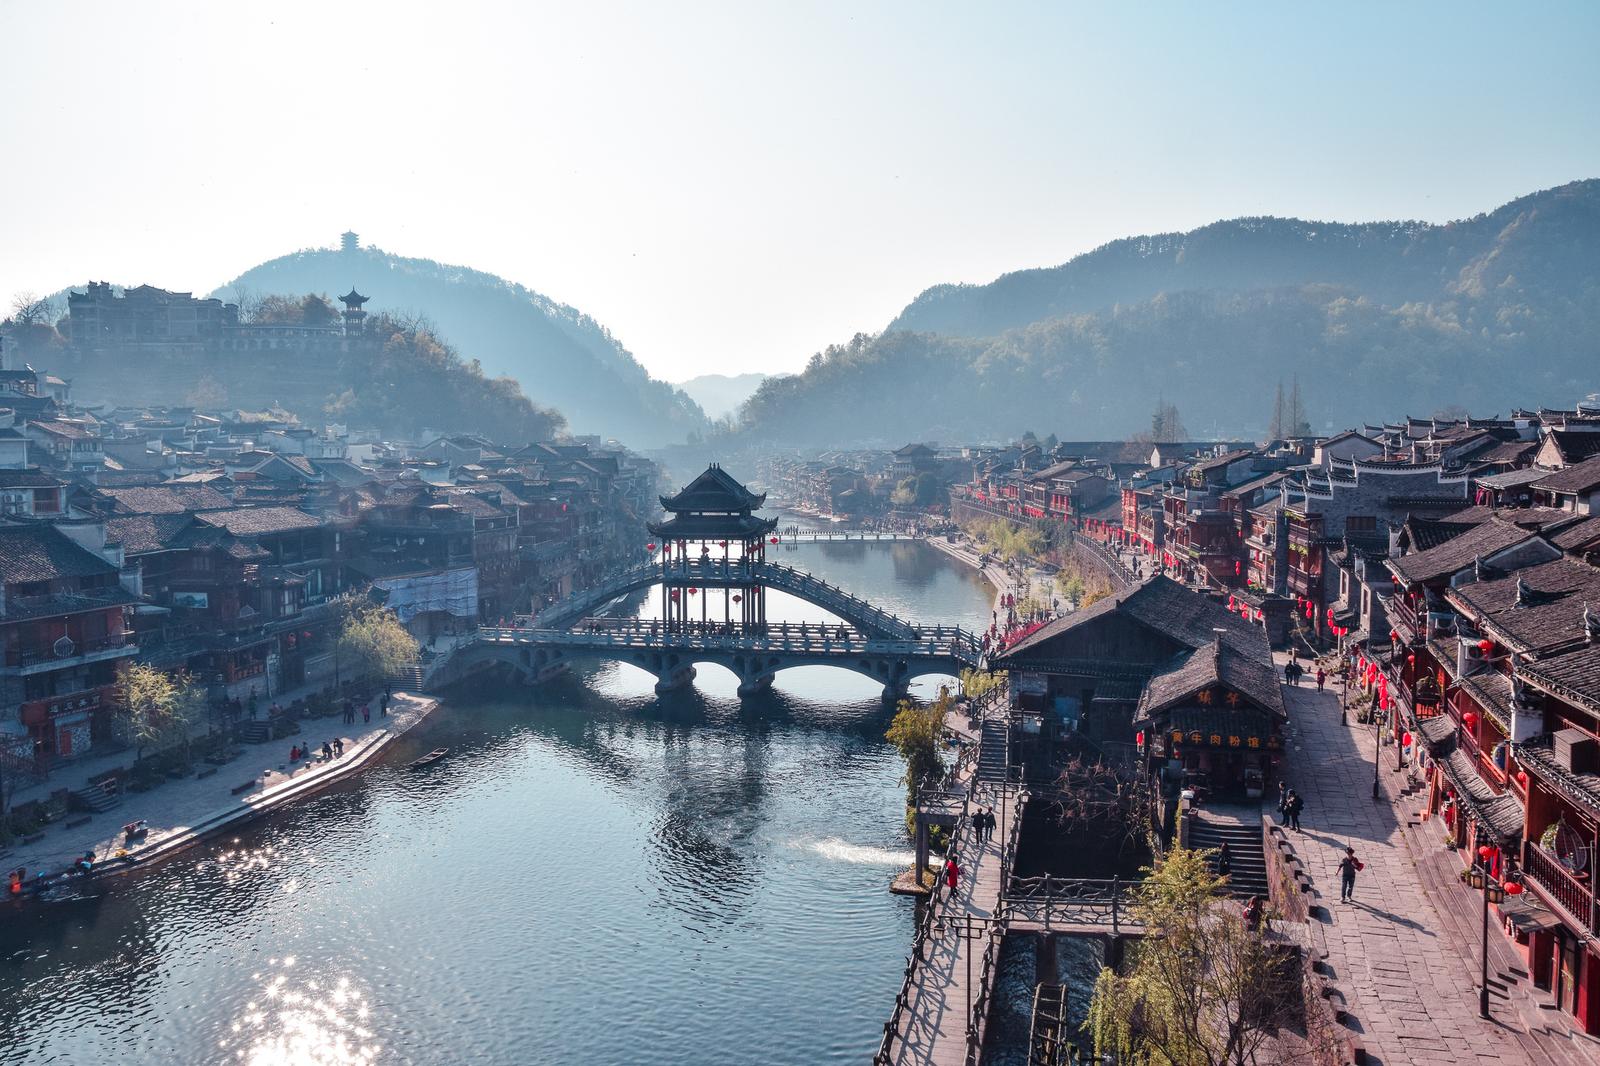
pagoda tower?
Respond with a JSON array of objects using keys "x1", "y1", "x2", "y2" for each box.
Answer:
[
  {"x1": 339, "y1": 287, "x2": 369, "y2": 335},
  {"x1": 647, "y1": 464, "x2": 777, "y2": 632}
]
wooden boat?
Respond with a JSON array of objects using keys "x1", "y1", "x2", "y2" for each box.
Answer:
[{"x1": 408, "y1": 748, "x2": 449, "y2": 770}]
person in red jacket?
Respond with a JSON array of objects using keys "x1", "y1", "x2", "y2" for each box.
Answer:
[{"x1": 943, "y1": 855, "x2": 961, "y2": 892}]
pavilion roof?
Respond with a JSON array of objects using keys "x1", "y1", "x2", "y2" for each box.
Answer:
[{"x1": 658, "y1": 463, "x2": 765, "y2": 513}]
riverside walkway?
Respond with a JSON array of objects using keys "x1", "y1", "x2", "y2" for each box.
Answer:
[{"x1": 878, "y1": 781, "x2": 1020, "y2": 1066}]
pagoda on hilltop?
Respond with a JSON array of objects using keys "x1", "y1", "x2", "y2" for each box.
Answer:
[{"x1": 647, "y1": 464, "x2": 777, "y2": 631}]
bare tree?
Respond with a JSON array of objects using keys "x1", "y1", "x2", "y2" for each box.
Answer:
[
  {"x1": 9, "y1": 292, "x2": 58, "y2": 327},
  {"x1": 1048, "y1": 756, "x2": 1156, "y2": 859}
]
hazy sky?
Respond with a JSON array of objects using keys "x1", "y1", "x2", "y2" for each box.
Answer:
[{"x1": 3, "y1": 2, "x2": 1597, "y2": 381}]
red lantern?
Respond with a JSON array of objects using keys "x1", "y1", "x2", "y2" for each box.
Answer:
[
  {"x1": 663, "y1": 543, "x2": 672, "y2": 554},
  {"x1": 770, "y1": 537, "x2": 779, "y2": 544},
  {"x1": 1463, "y1": 711, "x2": 1479, "y2": 732},
  {"x1": 1516, "y1": 770, "x2": 1528, "y2": 788},
  {"x1": 647, "y1": 543, "x2": 657, "y2": 551},
  {"x1": 670, "y1": 589, "x2": 681, "y2": 599},
  {"x1": 1406, "y1": 654, "x2": 1415, "y2": 665},
  {"x1": 719, "y1": 541, "x2": 728, "y2": 548},
  {"x1": 1477, "y1": 639, "x2": 1493, "y2": 654},
  {"x1": 1229, "y1": 596, "x2": 1236, "y2": 610},
  {"x1": 732, "y1": 594, "x2": 743, "y2": 604},
  {"x1": 1402, "y1": 732, "x2": 1412, "y2": 746},
  {"x1": 688, "y1": 588, "x2": 698, "y2": 596},
  {"x1": 1478, "y1": 845, "x2": 1493, "y2": 860}
]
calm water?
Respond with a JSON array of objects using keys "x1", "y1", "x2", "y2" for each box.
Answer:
[{"x1": 0, "y1": 541, "x2": 992, "y2": 1065}]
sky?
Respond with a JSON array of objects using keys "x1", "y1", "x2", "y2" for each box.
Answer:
[{"x1": 2, "y1": 2, "x2": 1598, "y2": 382}]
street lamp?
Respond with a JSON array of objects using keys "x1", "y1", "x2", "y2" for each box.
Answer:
[{"x1": 1470, "y1": 852, "x2": 1506, "y2": 1019}]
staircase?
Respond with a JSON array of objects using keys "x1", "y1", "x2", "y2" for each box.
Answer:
[
  {"x1": 237, "y1": 720, "x2": 272, "y2": 745},
  {"x1": 1189, "y1": 811, "x2": 1270, "y2": 898},
  {"x1": 71, "y1": 779, "x2": 121, "y2": 813},
  {"x1": 976, "y1": 718, "x2": 1010, "y2": 784},
  {"x1": 389, "y1": 662, "x2": 426, "y2": 691}
]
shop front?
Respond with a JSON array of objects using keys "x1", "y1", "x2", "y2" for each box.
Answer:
[{"x1": 19, "y1": 684, "x2": 118, "y2": 760}]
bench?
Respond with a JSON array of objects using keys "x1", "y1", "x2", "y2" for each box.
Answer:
[
  {"x1": 65, "y1": 815, "x2": 92, "y2": 829},
  {"x1": 230, "y1": 779, "x2": 258, "y2": 795},
  {"x1": 195, "y1": 767, "x2": 218, "y2": 780}
]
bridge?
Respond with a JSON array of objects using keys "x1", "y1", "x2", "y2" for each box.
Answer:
[
  {"x1": 427, "y1": 617, "x2": 982, "y2": 697},
  {"x1": 776, "y1": 529, "x2": 916, "y2": 543}
]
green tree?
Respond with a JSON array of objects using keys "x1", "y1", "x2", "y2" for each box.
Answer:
[
  {"x1": 114, "y1": 665, "x2": 204, "y2": 763},
  {"x1": 337, "y1": 601, "x2": 420, "y2": 683},
  {"x1": 1086, "y1": 849, "x2": 1324, "y2": 1066},
  {"x1": 885, "y1": 689, "x2": 951, "y2": 824}
]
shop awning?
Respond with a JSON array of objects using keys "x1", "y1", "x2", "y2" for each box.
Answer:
[
  {"x1": 1498, "y1": 892, "x2": 1563, "y2": 934},
  {"x1": 1440, "y1": 749, "x2": 1524, "y2": 845}
]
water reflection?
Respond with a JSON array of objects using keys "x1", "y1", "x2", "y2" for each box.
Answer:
[{"x1": 0, "y1": 542, "x2": 994, "y2": 1065}]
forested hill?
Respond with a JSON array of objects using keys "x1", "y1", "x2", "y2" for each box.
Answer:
[
  {"x1": 736, "y1": 181, "x2": 1600, "y2": 445},
  {"x1": 215, "y1": 245, "x2": 708, "y2": 448}
]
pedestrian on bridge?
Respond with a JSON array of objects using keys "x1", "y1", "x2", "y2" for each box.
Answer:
[{"x1": 943, "y1": 855, "x2": 961, "y2": 892}]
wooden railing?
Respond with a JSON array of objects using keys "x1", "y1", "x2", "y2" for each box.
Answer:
[{"x1": 1523, "y1": 843, "x2": 1598, "y2": 937}]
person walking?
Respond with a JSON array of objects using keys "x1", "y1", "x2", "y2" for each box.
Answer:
[
  {"x1": 361, "y1": 704, "x2": 371, "y2": 724},
  {"x1": 943, "y1": 855, "x2": 961, "y2": 892},
  {"x1": 1316, "y1": 667, "x2": 1326, "y2": 691},
  {"x1": 1337, "y1": 847, "x2": 1364, "y2": 902},
  {"x1": 1217, "y1": 841, "x2": 1233, "y2": 880},
  {"x1": 1286, "y1": 789, "x2": 1304, "y2": 832},
  {"x1": 1277, "y1": 782, "x2": 1290, "y2": 825},
  {"x1": 380, "y1": 692, "x2": 390, "y2": 718},
  {"x1": 970, "y1": 808, "x2": 986, "y2": 844}
]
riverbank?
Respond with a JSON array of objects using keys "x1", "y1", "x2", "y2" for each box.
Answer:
[{"x1": 4, "y1": 692, "x2": 440, "y2": 897}]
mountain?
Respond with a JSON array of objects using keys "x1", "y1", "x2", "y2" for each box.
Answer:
[
  {"x1": 675, "y1": 373, "x2": 770, "y2": 420},
  {"x1": 736, "y1": 180, "x2": 1600, "y2": 445},
  {"x1": 215, "y1": 241, "x2": 708, "y2": 448}
]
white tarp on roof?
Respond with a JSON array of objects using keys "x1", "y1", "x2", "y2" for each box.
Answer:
[{"x1": 374, "y1": 567, "x2": 478, "y2": 622}]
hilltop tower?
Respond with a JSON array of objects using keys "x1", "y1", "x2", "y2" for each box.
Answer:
[
  {"x1": 340, "y1": 230, "x2": 359, "y2": 253},
  {"x1": 339, "y1": 287, "x2": 369, "y2": 335}
]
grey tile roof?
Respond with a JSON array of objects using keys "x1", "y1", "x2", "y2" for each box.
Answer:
[
  {"x1": 194, "y1": 506, "x2": 323, "y2": 538},
  {"x1": 0, "y1": 524, "x2": 119, "y2": 585},
  {"x1": 1449, "y1": 556, "x2": 1600, "y2": 654},
  {"x1": 1531, "y1": 455, "x2": 1600, "y2": 495},
  {"x1": 1392, "y1": 518, "x2": 1537, "y2": 584},
  {"x1": 1134, "y1": 638, "x2": 1286, "y2": 722},
  {"x1": 105, "y1": 514, "x2": 195, "y2": 555},
  {"x1": 100, "y1": 485, "x2": 233, "y2": 515}
]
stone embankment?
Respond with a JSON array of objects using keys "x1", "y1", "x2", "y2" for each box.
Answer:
[{"x1": 4, "y1": 693, "x2": 440, "y2": 901}]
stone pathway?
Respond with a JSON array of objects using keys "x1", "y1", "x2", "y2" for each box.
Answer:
[
  {"x1": 1276, "y1": 652, "x2": 1599, "y2": 1065},
  {"x1": 4, "y1": 693, "x2": 437, "y2": 881}
]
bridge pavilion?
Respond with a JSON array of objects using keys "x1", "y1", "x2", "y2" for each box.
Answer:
[{"x1": 648, "y1": 464, "x2": 777, "y2": 632}]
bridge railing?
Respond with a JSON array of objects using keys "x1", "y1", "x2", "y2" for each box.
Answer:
[{"x1": 476, "y1": 624, "x2": 982, "y2": 662}]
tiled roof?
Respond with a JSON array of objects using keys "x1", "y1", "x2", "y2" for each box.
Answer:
[
  {"x1": 1518, "y1": 641, "x2": 1600, "y2": 716},
  {"x1": 1134, "y1": 638, "x2": 1286, "y2": 722},
  {"x1": 1392, "y1": 518, "x2": 1538, "y2": 584},
  {"x1": 994, "y1": 575, "x2": 1267, "y2": 663},
  {"x1": 660, "y1": 464, "x2": 764, "y2": 512},
  {"x1": 100, "y1": 485, "x2": 233, "y2": 514},
  {"x1": 0, "y1": 524, "x2": 119, "y2": 585},
  {"x1": 1531, "y1": 455, "x2": 1600, "y2": 495},
  {"x1": 1449, "y1": 556, "x2": 1600, "y2": 654},
  {"x1": 105, "y1": 514, "x2": 195, "y2": 555},
  {"x1": 1439, "y1": 749, "x2": 1524, "y2": 843},
  {"x1": 194, "y1": 506, "x2": 323, "y2": 537},
  {"x1": 0, "y1": 468, "x2": 63, "y2": 488},
  {"x1": 1543, "y1": 431, "x2": 1600, "y2": 465},
  {"x1": 1550, "y1": 515, "x2": 1600, "y2": 553}
]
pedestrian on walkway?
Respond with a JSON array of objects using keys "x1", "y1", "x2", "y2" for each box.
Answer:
[
  {"x1": 333, "y1": 738, "x2": 344, "y2": 757},
  {"x1": 943, "y1": 855, "x2": 961, "y2": 892},
  {"x1": 1338, "y1": 846, "x2": 1364, "y2": 902},
  {"x1": 1277, "y1": 782, "x2": 1290, "y2": 824},
  {"x1": 362, "y1": 704, "x2": 370, "y2": 724},
  {"x1": 971, "y1": 808, "x2": 985, "y2": 842},
  {"x1": 1286, "y1": 789, "x2": 1304, "y2": 832},
  {"x1": 380, "y1": 692, "x2": 390, "y2": 717},
  {"x1": 321, "y1": 741, "x2": 333, "y2": 761},
  {"x1": 1243, "y1": 894, "x2": 1264, "y2": 932},
  {"x1": 1217, "y1": 841, "x2": 1233, "y2": 879},
  {"x1": 248, "y1": 688, "x2": 259, "y2": 719},
  {"x1": 1316, "y1": 667, "x2": 1326, "y2": 691}
]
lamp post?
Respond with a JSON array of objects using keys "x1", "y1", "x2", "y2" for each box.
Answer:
[
  {"x1": 1371, "y1": 676, "x2": 1383, "y2": 802},
  {"x1": 1469, "y1": 853, "x2": 1506, "y2": 1020},
  {"x1": 1339, "y1": 630, "x2": 1348, "y2": 727}
]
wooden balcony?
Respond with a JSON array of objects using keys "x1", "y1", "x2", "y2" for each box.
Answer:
[{"x1": 1523, "y1": 843, "x2": 1599, "y2": 938}]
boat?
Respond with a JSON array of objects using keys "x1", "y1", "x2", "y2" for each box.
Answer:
[{"x1": 408, "y1": 748, "x2": 449, "y2": 770}]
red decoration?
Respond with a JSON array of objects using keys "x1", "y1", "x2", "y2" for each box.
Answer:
[
  {"x1": 647, "y1": 543, "x2": 657, "y2": 551},
  {"x1": 1407, "y1": 653, "x2": 1416, "y2": 665},
  {"x1": 770, "y1": 537, "x2": 779, "y2": 544},
  {"x1": 1402, "y1": 732, "x2": 1412, "y2": 746},
  {"x1": 719, "y1": 541, "x2": 728, "y2": 548},
  {"x1": 1503, "y1": 881, "x2": 1524, "y2": 896},
  {"x1": 688, "y1": 588, "x2": 698, "y2": 596},
  {"x1": 1516, "y1": 770, "x2": 1528, "y2": 788},
  {"x1": 1463, "y1": 711, "x2": 1479, "y2": 731},
  {"x1": 1477, "y1": 639, "x2": 1493, "y2": 654},
  {"x1": 1478, "y1": 845, "x2": 1493, "y2": 860},
  {"x1": 732, "y1": 594, "x2": 743, "y2": 603}
]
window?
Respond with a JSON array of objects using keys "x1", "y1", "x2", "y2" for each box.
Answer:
[{"x1": 1346, "y1": 515, "x2": 1377, "y2": 533}]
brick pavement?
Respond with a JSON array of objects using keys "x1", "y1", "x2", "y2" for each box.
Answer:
[{"x1": 1276, "y1": 652, "x2": 1600, "y2": 1065}]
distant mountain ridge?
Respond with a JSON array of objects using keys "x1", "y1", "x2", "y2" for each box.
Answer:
[
  {"x1": 735, "y1": 180, "x2": 1600, "y2": 446},
  {"x1": 215, "y1": 243, "x2": 708, "y2": 448},
  {"x1": 675, "y1": 373, "x2": 769, "y2": 420}
]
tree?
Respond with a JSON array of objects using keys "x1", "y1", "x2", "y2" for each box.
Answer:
[
  {"x1": 1087, "y1": 848, "x2": 1330, "y2": 1066},
  {"x1": 1043, "y1": 433, "x2": 1059, "y2": 451},
  {"x1": 1049, "y1": 757, "x2": 1154, "y2": 859},
  {"x1": 1268, "y1": 380, "x2": 1287, "y2": 440},
  {"x1": 9, "y1": 292, "x2": 57, "y2": 327},
  {"x1": 890, "y1": 477, "x2": 917, "y2": 507},
  {"x1": 114, "y1": 665, "x2": 203, "y2": 763},
  {"x1": 1151, "y1": 398, "x2": 1188, "y2": 443},
  {"x1": 1286, "y1": 376, "x2": 1311, "y2": 437},
  {"x1": 885, "y1": 689, "x2": 951, "y2": 822},
  {"x1": 336, "y1": 601, "x2": 420, "y2": 683}
]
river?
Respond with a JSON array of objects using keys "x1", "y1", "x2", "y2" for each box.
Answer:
[{"x1": 0, "y1": 539, "x2": 993, "y2": 1065}]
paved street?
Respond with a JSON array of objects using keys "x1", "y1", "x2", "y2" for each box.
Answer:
[{"x1": 1276, "y1": 652, "x2": 1600, "y2": 1065}]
